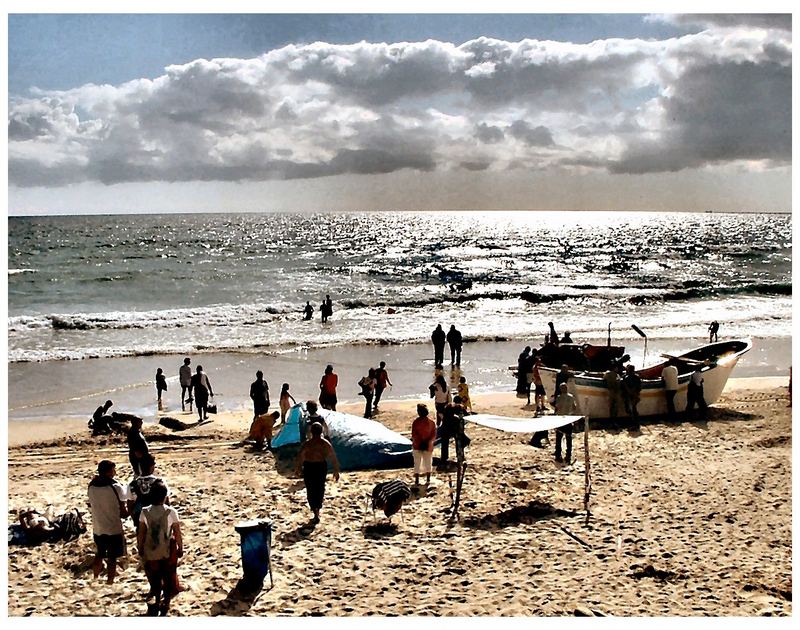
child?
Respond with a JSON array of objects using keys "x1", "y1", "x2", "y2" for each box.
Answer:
[
  {"x1": 138, "y1": 480, "x2": 182, "y2": 616},
  {"x1": 279, "y1": 383, "x2": 296, "y2": 423},
  {"x1": 155, "y1": 368, "x2": 167, "y2": 403},
  {"x1": 457, "y1": 376, "x2": 473, "y2": 413}
]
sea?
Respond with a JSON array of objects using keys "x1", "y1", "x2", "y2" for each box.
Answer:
[{"x1": 6, "y1": 210, "x2": 792, "y2": 421}]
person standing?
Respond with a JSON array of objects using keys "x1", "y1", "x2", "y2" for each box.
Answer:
[
  {"x1": 457, "y1": 376, "x2": 473, "y2": 413},
  {"x1": 127, "y1": 454, "x2": 168, "y2": 535},
  {"x1": 319, "y1": 364, "x2": 338, "y2": 411},
  {"x1": 358, "y1": 368, "x2": 377, "y2": 418},
  {"x1": 303, "y1": 301, "x2": 314, "y2": 321},
  {"x1": 190, "y1": 365, "x2": 213, "y2": 422},
  {"x1": 686, "y1": 364, "x2": 708, "y2": 420},
  {"x1": 446, "y1": 325, "x2": 463, "y2": 366},
  {"x1": 430, "y1": 374, "x2": 451, "y2": 424},
  {"x1": 531, "y1": 363, "x2": 571, "y2": 447},
  {"x1": 295, "y1": 422, "x2": 340, "y2": 523},
  {"x1": 532, "y1": 356, "x2": 547, "y2": 414},
  {"x1": 88, "y1": 460, "x2": 128, "y2": 584},
  {"x1": 708, "y1": 321, "x2": 720, "y2": 343},
  {"x1": 320, "y1": 294, "x2": 333, "y2": 323},
  {"x1": 553, "y1": 383, "x2": 578, "y2": 463},
  {"x1": 661, "y1": 363, "x2": 679, "y2": 420},
  {"x1": 547, "y1": 322, "x2": 559, "y2": 345},
  {"x1": 431, "y1": 324, "x2": 446, "y2": 366},
  {"x1": 127, "y1": 417, "x2": 149, "y2": 478},
  {"x1": 622, "y1": 364, "x2": 642, "y2": 429},
  {"x1": 373, "y1": 361, "x2": 393, "y2": 411},
  {"x1": 179, "y1": 358, "x2": 192, "y2": 411},
  {"x1": 438, "y1": 395, "x2": 467, "y2": 467},
  {"x1": 411, "y1": 404, "x2": 437, "y2": 487},
  {"x1": 155, "y1": 369, "x2": 168, "y2": 406},
  {"x1": 603, "y1": 367, "x2": 622, "y2": 419},
  {"x1": 138, "y1": 480, "x2": 183, "y2": 616},
  {"x1": 304, "y1": 400, "x2": 330, "y2": 440},
  {"x1": 249, "y1": 370, "x2": 270, "y2": 421},
  {"x1": 279, "y1": 383, "x2": 296, "y2": 423},
  {"x1": 516, "y1": 346, "x2": 532, "y2": 401}
]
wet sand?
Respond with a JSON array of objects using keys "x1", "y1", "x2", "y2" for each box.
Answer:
[{"x1": 6, "y1": 378, "x2": 792, "y2": 616}]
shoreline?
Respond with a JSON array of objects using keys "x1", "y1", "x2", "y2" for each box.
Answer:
[
  {"x1": 8, "y1": 335, "x2": 791, "y2": 426},
  {"x1": 7, "y1": 375, "x2": 790, "y2": 448}
]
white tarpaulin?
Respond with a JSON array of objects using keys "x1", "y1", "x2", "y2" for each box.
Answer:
[{"x1": 466, "y1": 414, "x2": 584, "y2": 433}]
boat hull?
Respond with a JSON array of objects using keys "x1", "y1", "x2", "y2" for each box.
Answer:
[{"x1": 538, "y1": 339, "x2": 752, "y2": 419}]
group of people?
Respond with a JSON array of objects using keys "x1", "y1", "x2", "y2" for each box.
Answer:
[
  {"x1": 357, "y1": 361, "x2": 393, "y2": 418},
  {"x1": 303, "y1": 295, "x2": 334, "y2": 323},
  {"x1": 175, "y1": 357, "x2": 214, "y2": 420},
  {"x1": 431, "y1": 324, "x2": 463, "y2": 367},
  {"x1": 87, "y1": 449, "x2": 182, "y2": 616}
]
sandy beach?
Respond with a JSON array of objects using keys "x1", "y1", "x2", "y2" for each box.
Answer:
[{"x1": 6, "y1": 376, "x2": 792, "y2": 617}]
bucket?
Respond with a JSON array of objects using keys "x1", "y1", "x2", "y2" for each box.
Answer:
[{"x1": 234, "y1": 519, "x2": 273, "y2": 587}]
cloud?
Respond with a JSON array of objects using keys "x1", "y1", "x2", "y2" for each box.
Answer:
[
  {"x1": 611, "y1": 58, "x2": 791, "y2": 174},
  {"x1": 507, "y1": 120, "x2": 554, "y2": 147},
  {"x1": 8, "y1": 24, "x2": 791, "y2": 187},
  {"x1": 475, "y1": 122, "x2": 504, "y2": 144},
  {"x1": 649, "y1": 13, "x2": 792, "y2": 31}
]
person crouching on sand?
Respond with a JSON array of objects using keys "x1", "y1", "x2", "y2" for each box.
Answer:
[
  {"x1": 246, "y1": 410, "x2": 280, "y2": 450},
  {"x1": 138, "y1": 480, "x2": 183, "y2": 616},
  {"x1": 295, "y1": 422, "x2": 340, "y2": 523},
  {"x1": 411, "y1": 404, "x2": 437, "y2": 487}
]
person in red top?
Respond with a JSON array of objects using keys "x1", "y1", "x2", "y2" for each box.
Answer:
[
  {"x1": 319, "y1": 364, "x2": 338, "y2": 411},
  {"x1": 411, "y1": 404, "x2": 437, "y2": 487}
]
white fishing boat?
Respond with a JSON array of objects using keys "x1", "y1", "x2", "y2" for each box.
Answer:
[{"x1": 529, "y1": 339, "x2": 752, "y2": 419}]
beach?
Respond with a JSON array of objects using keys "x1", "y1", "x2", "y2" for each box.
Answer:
[{"x1": 7, "y1": 376, "x2": 792, "y2": 617}]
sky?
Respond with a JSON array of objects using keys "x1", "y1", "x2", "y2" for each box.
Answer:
[{"x1": 5, "y1": 7, "x2": 794, "y2": 214}]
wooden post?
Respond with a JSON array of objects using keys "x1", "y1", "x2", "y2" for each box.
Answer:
[
  {"x1": 583, "y1": 413, "x2": 591, "y2": 526},
  {"x1": 450, "y1": 443, "x2": 465, "y2": 521}
]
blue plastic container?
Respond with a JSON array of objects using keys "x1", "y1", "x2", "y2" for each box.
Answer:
[{"x1": 234, "y1": 519, "x2": 273, "y2": 587}]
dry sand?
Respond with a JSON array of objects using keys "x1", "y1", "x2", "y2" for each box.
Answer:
[{"x1": 6, "y1": 378, "x2": 792, "y2": 617}]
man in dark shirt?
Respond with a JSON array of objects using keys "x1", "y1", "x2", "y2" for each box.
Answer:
[
  {"x1": 90, "y1": 400, "x2": 114, "y2": 435},
  {"x1": 249, "y1": 370, "x2": 270, "y2": 421},
  {"x1": 622, "y1": 364, "x2": 642, "y2": 429},
  {"x1": 373, "y1": 361, "x2": 393, "y2": 411},
  {"x1": 446, "y1": 325, "x2": 463, "y2": 366},
  {"x1": 127, "y1": 417, "x2": 149, "y2": 478},
  {"x1": 438, "y1": 396, "x2": 468, "y2": 467},
  {"x1": 431, "y1": 324, "x2": 446, "y2": 366}
]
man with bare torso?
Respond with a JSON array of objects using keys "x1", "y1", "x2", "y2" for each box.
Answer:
[{"x1": 295, "y1": 422, "x2": 340, "y2": 522}]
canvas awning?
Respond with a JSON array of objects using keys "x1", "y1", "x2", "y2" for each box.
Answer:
[{"x1": 466, "y1": 414, "x2": 583, "y2": 433}]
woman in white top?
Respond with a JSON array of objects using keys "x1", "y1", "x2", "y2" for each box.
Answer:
[{"x1": 430, "y1": 374, "x2": 451, "y2": 424}]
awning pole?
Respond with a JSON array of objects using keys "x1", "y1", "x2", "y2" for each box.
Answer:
[{"x1": 583, "y1": 413, "x2": 591, "y2": 526}]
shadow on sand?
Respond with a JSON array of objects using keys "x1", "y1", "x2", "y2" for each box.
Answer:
[
  {"x1": 210, "y1": 578, "x2": 272, "y2": 616},
  {"x1": 461, "y1": 500, "x2": 578, "y2": 530},
  {"x1": 277, "y1": 519, "x2": 318, "y2": 547}
]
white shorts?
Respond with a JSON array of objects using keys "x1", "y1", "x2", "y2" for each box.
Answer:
[{"x1": 413, "y1": 449, "x2": 433, "y2": 475}]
